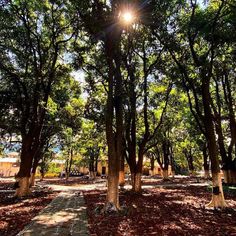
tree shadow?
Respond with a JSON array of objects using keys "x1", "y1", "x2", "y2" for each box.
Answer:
[{"x1": 84, "y1": 186, "x2": 236, "y2": 236}]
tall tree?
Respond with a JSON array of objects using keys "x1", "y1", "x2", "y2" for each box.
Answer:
[
  {"x1": 0, "y1": 0, "x2": 76, "y2": 196},
  {"x1": 149, "y1": 0, "x2": 234, "y2": 207},
  {"x1": 71, "y1": 0, "x2": 126, "y2": 210},
  {"x1": 121, "y1": 27, "x2": 172, "y2": 191}
]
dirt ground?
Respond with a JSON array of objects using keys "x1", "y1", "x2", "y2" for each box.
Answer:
[
  {"x1": 0, "y1": 177, "x2": 98, "y2": 236},
  {"x1": 0, "y1": 177, "x2": 236, "y2": 236},
  {"x1": 84, "y1": 178, "x2": 236, "y2": 236},
  {"x1": 0, "y1": 181, "x2": 57, "y2": 236}
]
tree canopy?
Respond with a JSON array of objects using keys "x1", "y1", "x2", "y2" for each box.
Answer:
[{"x1": 0, "y1": 0, "x2": 236, "y2": 209}]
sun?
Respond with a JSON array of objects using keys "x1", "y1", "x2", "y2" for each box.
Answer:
[{"x1": 121, "y1": 11, "x2": 135, "y2": 25}]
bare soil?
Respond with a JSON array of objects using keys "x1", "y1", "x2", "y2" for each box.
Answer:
[
  {"x1": 1, "y1": 177, "x2": 236, "y2": 236},
  {"x1": 0, "y1": 181, "x2": 57, "y2": 236},
  {"x1": 84, "y1": 178, "x2": 236, "y2": 236}
]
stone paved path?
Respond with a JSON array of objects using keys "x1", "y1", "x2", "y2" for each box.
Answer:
[{"x1": 17, "y1": 192, "x2": 89, "y2": 236}]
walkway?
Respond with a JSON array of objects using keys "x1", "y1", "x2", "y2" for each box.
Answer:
[
  {"x1": 17, "y1": 191, "x2": 89, "y2": 236},
  {"x1": 16, "y1": 176, "x2": 208, "y2": 236}
]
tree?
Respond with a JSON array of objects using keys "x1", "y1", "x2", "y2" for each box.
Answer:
[
  {"x1": 121, "y1": 26, "x2": 172, "y2": 191},
  {"x1": 71, "y1": 0, "x2": 126, "y2": 210},
  {"x1": 149, "y1": 0, "x2": 235, "y2": 207},
  {"x1": 79, "y1": 120, "x2": 106, "y2": 179},
  {"x1": 0, "y1": 0, "x2": 76, "y2": 196}
]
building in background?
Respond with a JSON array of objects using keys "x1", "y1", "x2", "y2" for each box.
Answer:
[{"x1": 0, "y1": 152, "x2": 20, "y2": 177}]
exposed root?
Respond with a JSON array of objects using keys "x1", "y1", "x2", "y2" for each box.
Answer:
[
  {"x1": 206, "y1": 196, "x2": 228, "y2": 209},
  {"x1": 103, "y1": 202, "x2": 120, "y2": 215}
]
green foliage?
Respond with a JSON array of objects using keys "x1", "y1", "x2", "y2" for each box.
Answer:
[{"x1": 0, "y1": 0, "x2": 235, "y2": 180}]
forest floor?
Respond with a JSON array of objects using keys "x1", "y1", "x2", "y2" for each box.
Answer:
[
  {"x1": 84, "y1": 177, "x2": 236, "y2": 236},
  {"x1": 0, "y1": 180, "x2": 57, "y2": 236},
  {"x1": 0, "y1": 176, "x2": 236, "y2": 236}
]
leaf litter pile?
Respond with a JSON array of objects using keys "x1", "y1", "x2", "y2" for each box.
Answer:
[
  {"x1": 84, "y1": 179, "x2": 236, "y2": 236},
  {"x1": 0, "y1": 181, "x2": 57, "y2": 236}
]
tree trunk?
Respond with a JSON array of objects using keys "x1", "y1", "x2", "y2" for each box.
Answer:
[
  {"x1": 133, "y1": 172, "x2": 142, "y2": 192},
  {"x1": 150, "y1": 156, "x2": 155, "y2": 176},
  {"x1": 104, "y1": 34, "x2": 122, "y2": 211},
  {"x1": 40, "y1": 172, "x2": 45, "y2": 181},
  {"x1": 105, "y1": 154, "x2": 120, "y2": 211},
  {"x1": 119, "y1": 154, "x2": 125, "y2": 187},
  {"x1": 162, "y1": 169, "x2": 169, "y2": 180},
  {"x1": 213, "y1": 75, "x2": 232, "y2": 184},
  {"x1": 105, "y1": 110, "x2": 120, "y2": 211},
  {"x1": 170, "y1": 146, "x2": 175, "y2": 178},
  {"x1": 184, "y1": 149, "x2": 194, "y2": 177},
  {"x1": 188, "y1": 155, "x2": 194, "y2": 177},
  {"x1": 94, "y1": 157, "x2": 98, "y2": 177},
  {"x1": 89, "y1": 154, "x2": 95, "y2": 180},
  {"x1": 65, "y1": 149, "x2": 73, "y2": 181},
  {"x1": 171, "y1": 170, "x2": 175, "y2": 178},
  {"x1": 203, "y1": 143, "x2": 210, "y2": 179},
  {"x1": 222, "y1": 168, "x2": 236, "y2": 185},
  {"x1": 106, "y1": 172, "x2": 119, "y2": 211},
  {"x1": 29, "y1": 158, "x2": 40, "y2": 187},
  {"x1": 223, "y1": 72, "x2": 236, "y2": 184},
  {"x1": 131, "y1": 172, "x2": 142, "y2": 192},
  {"x1": 29, "y1": 173, "x2": 36, "y2": 187},
  {"x1": 65, "y1": 172, "x2": 69, "y2": 180},
  {"x1": 15, "y1": 177, "x2": 31, "y2": 197},
  {"x1": 162, "y1": 141, "x2": 170, "y2": 180},
  {"x1": 214, "y1": 117, "x2": 232, "y2": 183},
  {"x1": 202, "y1": 77, "x2": 227, "y2": 208},
  {"x1": 223, "y1": 167, "x2": 236, "y2": 184},
  {"x1": 207, "y1": 173, "x2": 227, "y2": 208},
  {"x1": 89, "y1": 171, "x2": 96, "y2": 179},
  {"x1": 15, "y1": 139, "x2": 33, "y2": 197},
  {"x1": 131, "y1": 151, "x2": 144, "y2": 192},
  {"x1": 231, "y1": 169, "x2": 236, "y2": 184},
  {"x1": 204, "y1": 170, "x2": 210, "y2": 179}
]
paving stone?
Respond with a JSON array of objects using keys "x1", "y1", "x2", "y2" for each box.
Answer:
[{"x1": 17, "y1": 192, "x2": 89, "y2": 236}]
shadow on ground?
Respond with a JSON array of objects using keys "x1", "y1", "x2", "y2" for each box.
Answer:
[{"x1": 84, "y1": 184, "x2": 236, "y2": 236}]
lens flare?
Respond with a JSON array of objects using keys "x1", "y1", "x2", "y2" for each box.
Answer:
[{"x1": 121, "y1": 11, "x2": 135, "y2": 24}]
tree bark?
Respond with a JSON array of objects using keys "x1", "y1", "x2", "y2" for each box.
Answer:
[
  {"x1": 207, "y1": 173, "x2": 227, "y2": 208},
  {"x1": 40, "y1": 172, "x2": 45, "y2": 181},
  {"x1": 94, "y1": 157, "x2": 98, "y2": 177},
  {"x1": 223, "y1": 73, "x2": 236, "y2": 184},
  {"x1": 162, "y1": 169, "x2": 169, "y2": 180},
  {"x1": 15, "y1": 137, "x2": 34, "y2": 197},
  {"x1": 15, "y1": 177, "x2": 31, "y2": 197},
  {"x1": 184, "y1": 149, "x2": 194, "y2": 177},
  {"x1": 202, "y1": 77, "x2": 227, "y2": 208},
  {"x1": 65, "y1": 149, "x2": 73, "y2": 181},
  {"x1": 124, "y1": 57, "x2": 138, "y2": 192},
  {"x1": 211, "y1": 75, "x2": 231, "y2": 181},
  {"x1": 170, "y1": 145, "x2": 175, "y2": 178},
  {"x1": 131, "y1": 149, "x2": 144, "y2": 192},
  {"x1": 89, "y1": 171, "x2": 96, "y2": 179},
  {"x1": 203, "y1": 143, "x2": 210, "y2": 179},
  {"x1": 162, "y1": 140, "x2": 170, "y2": 180},
  {"x1": 150, "y1": 156, "x2": 155, "y2": 176},
  {"x1": 133, "y1": 172, "x2": 142, "y2": 192},
  {"x1": 29, "y1": 173, "x2": 36, "y2": 187},
  {"x1": 89, "y1": 153, "x2": 95, "y2": 180},
  {"x1": 104, "y1": 32, "x2": 122, "y2": 211},
  {"x1": 119, "y1": 154, "x2": 125, "y2": 187},
  {"x1": 29, "y1": 156, "x2": 40, "y2": 187}
]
